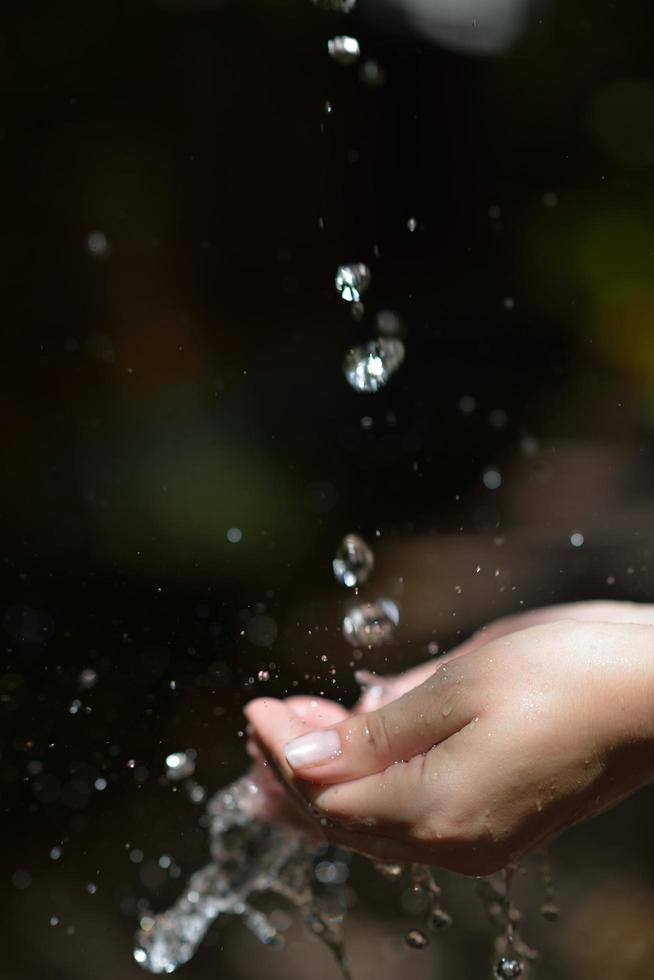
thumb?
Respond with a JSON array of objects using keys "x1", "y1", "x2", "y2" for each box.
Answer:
[{"x1": 280, "y1": 659, "x2": 475, "y2": 784}]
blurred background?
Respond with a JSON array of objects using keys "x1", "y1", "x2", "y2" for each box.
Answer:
[{"x1": 3, "y1": 0, "x2": 654, "y2": 976}]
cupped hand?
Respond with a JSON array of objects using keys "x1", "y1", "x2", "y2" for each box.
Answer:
[{"x1": 245, "y1": 604, "x2": 654, "y2": 875}]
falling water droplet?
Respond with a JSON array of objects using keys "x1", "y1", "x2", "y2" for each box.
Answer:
[
  {"x1": 335, "y1": 263, "x2": 371, "y2": 304},
  {"x1": 494, "y1": 957, "x2": 523, "y2": 979},
  {"x1": 342, "y1": 599, "x2": 399, "y2": 647},
  {"x1": 165, "y1": 751, "x2": 196, "y2": 782},
  {"x1": 332, "y1": 534, "x2": 374, "y2": 588},
  {"x1": 343, "y1": 339, "x2": 405, "y2": 393},
  {"x1": 407, "y1": 217, "x2": 417, "y2": 232},
  {"x1": 405, "y1": 929, "x2": 429, "y2": 950},
  {"x1": 327, "y1": 36, "x2": 360, "y2": 65}
]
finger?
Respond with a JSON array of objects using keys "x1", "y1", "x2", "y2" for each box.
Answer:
[
  {"x1": 285, "y1": 696, "x2": 350, "y2": 726},
  {"x1": 281, "y1": 659, "x2": 476, "y2": 784}
]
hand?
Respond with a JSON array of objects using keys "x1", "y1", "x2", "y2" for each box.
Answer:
[{"x1": 245, "y1": 606, "x2": 654, "y2": 875}]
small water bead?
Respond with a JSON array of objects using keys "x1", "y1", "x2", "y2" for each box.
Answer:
[
  {"x1": 373, "y1": 861, "x2": 404, "y2": 880},
  {"x1": 327, "y1": 36, "x2": 360, "y2": 65},
  {"x1": 482, "y1": 466, "x2": 502, "y2": 490},
  {"x1": 342, "y1": 599, "x2": 399, "y2": 648},
  {"x1": 87, "y1": 230, "x2": 110, "y2": 258},
  {"x1": 539, "y1": 902, "x2": 560, "y2": 922},
  {"x1": 335, "y1": 263, "x2": 371, "y2": 304},
  {"x1": 429, "y1": 908, "x2": 452, "y2": 931},
  {"x1": 407, "y1": 217, "x2": 417, "y2": 232},
  {"x1": 78, "y1": 668, "x2": 98, "y2": 689},
  {"x1": 405, "y1": 929, "x2": 429, "y2": 951},
  {"x1": 570, "y1": 531, "x2": 584, "y2": 548},
  {"x1": 165, "y1": 751, "x2": 196, "y2": 782},
  {"x1": 343, "y1": 339, "x2": 405, "y2": 393},
  {"x1": 495, "y1": 957, "x2": 523, "y2": 979},
  {"x1": 257, "y1": 669, "x2": 270, "y2": 682},
  {"x1": 332, "y1": 534, "x2": 374, "y2": 588}
]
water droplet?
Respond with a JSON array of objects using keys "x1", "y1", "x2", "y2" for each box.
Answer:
[
  {"x1": 332, "y1": 534, "x2": 374, "y2": 588},
  {"x1": 342, "y1": 599, "x2": 399, "y2": 648},
  {"x1": 87, "y1": 230, "x2": 110, "y2": 258},
  {"x1": 495, "y1": 957, "x2": 523, "y2": 979},
  {"x1": 407, "y1": 217, "x2": 417, "y2": 232},
  {"x1": 165, "y1": 751, "x2": 196, "y2": 782},
  {"x1": 226, "y1": 527, "x2": 242, "y2": 544},
  {"x1": 429, "y1": 908, "x2": 452, "y2": 930},
  {"x1": 78, "y1": 667, "x2": 98, "y2": 690},
  {"x1": 185, "y1": 780, "x2": 207, "y2": 805},
  {"x1": 327, "y1": 36, "x2": 360, "y2": 65},
  {"x1": 373, "y1": 861, "x2": 404, "y2": 879},
  {"x1": 570, "y1": 531, "x2": 584, "y2": 548},
  {"x1": 257, "y1": 669, "x2": 270, "y2": 682},
  {"x1": 405, "y1": 928, "x2": 429, "y2": 950},
  {"x1": 539, "y1": 902, "x2": 560, "y2": 921},
  {"x1": 482, "y1": 467, "x2": 502, "y2": 490},
  {"x1": 335, "y1": 263, "x2": 371, "y2": 304},
  {"x1": 343, "y1": 339, "x2": 404, "y2": 393}
]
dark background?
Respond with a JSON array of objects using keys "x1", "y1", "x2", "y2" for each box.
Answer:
[{"x1": 3, "y1": 0, "x2": 654, "y2": 977}]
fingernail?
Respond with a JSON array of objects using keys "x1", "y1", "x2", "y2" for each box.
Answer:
[{"x1": 284, "y1": 730, "x2": 341, "y2": 769}]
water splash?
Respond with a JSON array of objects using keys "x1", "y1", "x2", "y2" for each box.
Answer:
[
  {"x1": 475, "y1": 868, "x2": 537, "y2": 979},
  {"x1": 335, "y1": 263, "x2": 371, "y2": 304},
  {"x1": 332, "y1": 533, "x2": 374, "y2": 588},
  {"x1": 133, "y1": 777, "x2": 351, "y2": 977},
  {"x1": 343, "y1": 339, "x2": 405, "y2": 393}
]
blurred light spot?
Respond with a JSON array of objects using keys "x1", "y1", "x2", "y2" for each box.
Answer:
[
  {"x1": 86, "y1": 230, "x2": 111, "y2": 258},
  {"x1": 246, "y1": 615, "x2": 278, "y2": 648},
  {"x1": 12, "y1": 869, "x2": 32, "y2": 890},
  {"x1": 482, "y1": 467, "x2": 502, "y2": 490},
  {"x1": 570, "y1": 532, "x2": 584, "y2": 548},
  {"x1": 226, "y1": 527, "x2": 242, "y2": 544}
]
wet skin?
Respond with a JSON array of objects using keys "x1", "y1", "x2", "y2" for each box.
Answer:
[{"x1": 245, "y1": 602, "x2": 654, "y2": 875}]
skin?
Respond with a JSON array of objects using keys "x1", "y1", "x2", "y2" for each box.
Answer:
[{"x1": 245, "y1": 602, "x2": 654, "y2": 875}]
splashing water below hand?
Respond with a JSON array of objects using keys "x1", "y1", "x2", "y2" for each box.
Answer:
[{"x1": 133, "y1": 776, "x2": 352, "y2": 976}]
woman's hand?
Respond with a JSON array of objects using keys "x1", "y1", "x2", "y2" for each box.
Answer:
[{"x1": 245, "y1": 612, "x2": 654, "y2": 875}]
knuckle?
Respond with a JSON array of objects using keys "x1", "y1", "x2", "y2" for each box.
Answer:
[{"x1": 361, "y1": 710, "x2": 394, "y2": 761}]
